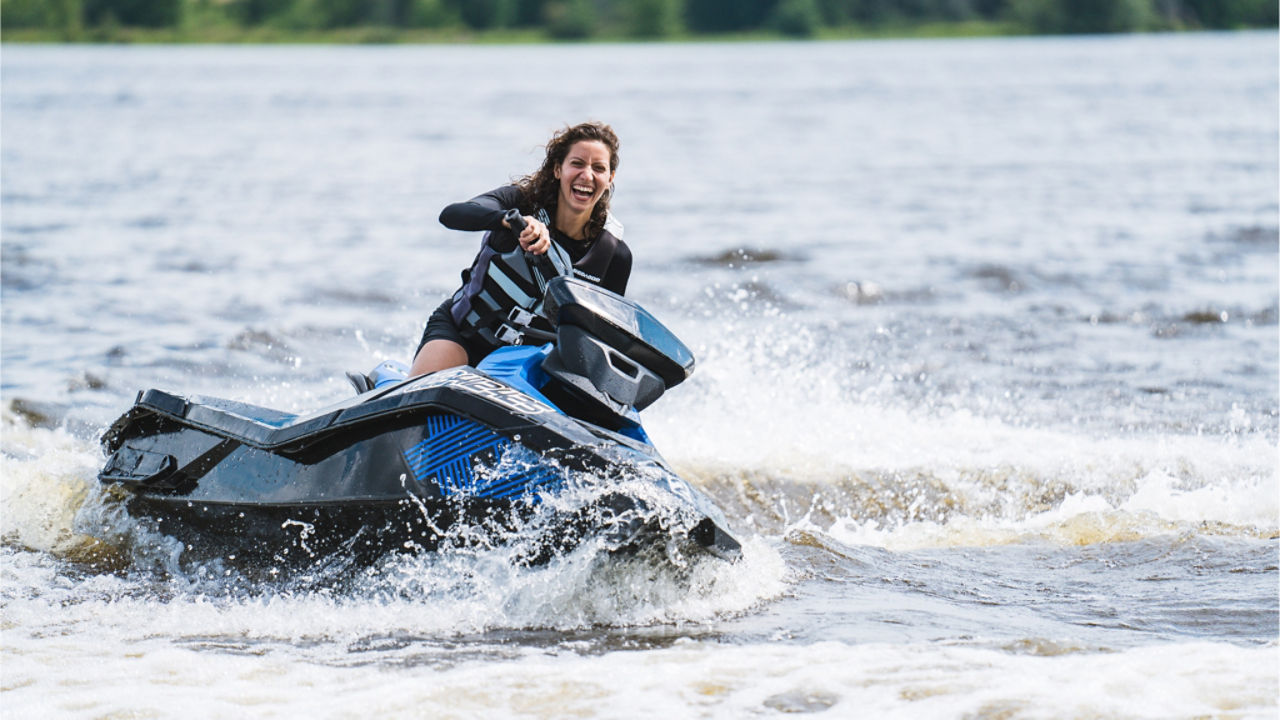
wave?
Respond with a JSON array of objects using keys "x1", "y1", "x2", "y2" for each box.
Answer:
[
  {"x1": 0, "y1": 415, "x2": 125, "y2": 566},
  {"x1": 649, "y1": 346, "x2": 1277, "y2": 549},
  {"x1": 676, "y1": 452, "x2": 1277, "y2": 550}
]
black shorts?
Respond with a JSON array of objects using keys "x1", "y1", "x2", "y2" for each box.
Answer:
[{"x1": 416, "y1": 299, "x2": 496, "y2": 367}]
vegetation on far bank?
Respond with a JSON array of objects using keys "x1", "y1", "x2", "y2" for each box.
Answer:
[{"x1": 2, "y1": 0, "x2": 1275, "y2": 44}]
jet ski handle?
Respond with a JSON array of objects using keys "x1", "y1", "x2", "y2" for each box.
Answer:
[
  {"x1": 504, "y1": 208, "x2": 566, "y2": 281},
  {"x1": 503, "y1": 208, "x2": 528, "y2": 235}
]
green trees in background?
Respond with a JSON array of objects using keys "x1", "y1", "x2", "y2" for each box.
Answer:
[
  {"x1": 2, "y1": 0, "x2": 84, "y2": 34},
  {"x1": 772, "y1": 0, "x2": 822, "y2": 36},
  {"x1": 82, "y1": 0, "x2": 183, "y2": 27},
  {"x1": 626, "y1": 0, "x2": 684, "y2": 37},
  {"x1": 2, "y1": 0, "x2": 1274, "y2": 40}
]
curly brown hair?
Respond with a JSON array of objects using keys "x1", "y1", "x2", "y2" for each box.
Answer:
[{"x1": 516, "y1": 121, "x2": 620, "y2": 241}]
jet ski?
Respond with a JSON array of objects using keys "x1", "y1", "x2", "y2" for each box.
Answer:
[{"x1": 98, "y1": 216, "x2": 741, "y2": 567}]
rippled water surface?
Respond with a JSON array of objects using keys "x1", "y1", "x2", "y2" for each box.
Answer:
[{"x1": 2, "y1": 33, "x2": 1277, "y2": 718}]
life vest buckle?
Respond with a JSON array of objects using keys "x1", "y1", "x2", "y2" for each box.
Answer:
[
  {"x1": 495, "y1": 324, "x2": 524, "y2": 345},
  {"x1": 507, "y1": 306, "x2": 537, "y2": 328}
]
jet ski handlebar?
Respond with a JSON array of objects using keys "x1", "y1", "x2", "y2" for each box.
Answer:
[
  {"x1": 503, "y1": 207, "x2": 527, "y2": 234},
  {"x1": 504, "y1": 208, "x2": 570, "y2": 283}
]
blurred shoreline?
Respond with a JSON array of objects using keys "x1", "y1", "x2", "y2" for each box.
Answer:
[{"x1": 4, "y1": 24, "x2": 1271, "y2": 45}]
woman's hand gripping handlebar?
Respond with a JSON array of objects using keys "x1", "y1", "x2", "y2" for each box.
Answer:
[{"x1": 502, "y1": 208, "x2": 551, "y2": 256}]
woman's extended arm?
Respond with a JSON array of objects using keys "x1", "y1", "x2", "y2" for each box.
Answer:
[
  {"x1": 438, "y1": 185, "x2": 548, "y2": 253},
  {"x1": 438, "y1": 185, "x2": 524, "y2": 232}
]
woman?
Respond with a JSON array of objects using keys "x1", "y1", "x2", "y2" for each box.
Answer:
[{"x1": 410, "y1": 121, "x2": 632, "y2": 376}]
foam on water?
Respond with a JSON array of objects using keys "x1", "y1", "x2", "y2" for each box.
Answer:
[
  {"x1": 0, "y1": 413, "x2": 116, "y2": 562},
  {"x1": 1, "y1": 538, "x2": 782, "y2": 641},
  {"x1": 3, "y1": 600, "x2": 1273, "y2": 720}
]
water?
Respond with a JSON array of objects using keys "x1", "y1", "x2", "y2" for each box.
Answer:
[{"x1": 2, "y1": 33, "x2": 1277, "y2": 718}]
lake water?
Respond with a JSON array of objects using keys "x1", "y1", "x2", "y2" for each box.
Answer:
[{"x1": 2, "y1": 32, "x2": 1277, "y2": 718}]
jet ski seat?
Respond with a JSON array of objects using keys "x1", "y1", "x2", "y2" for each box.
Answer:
[
  {"x1": 116, "y1": 389, "x2": 331, "y2": 448},
  {"x1": 108, "y1": 368, "x2": 482, "y2": 453}
]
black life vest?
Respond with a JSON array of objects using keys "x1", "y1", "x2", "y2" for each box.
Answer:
[{"x1": 450, "y1": 215, "x2": 622, "y2": 348}]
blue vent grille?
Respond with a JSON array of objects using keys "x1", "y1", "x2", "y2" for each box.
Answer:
[{"x1": 403, "y1": 416, "x2": 561, "y2": 499}]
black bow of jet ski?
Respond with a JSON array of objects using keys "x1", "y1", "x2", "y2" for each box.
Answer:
[{"x1": 98, "y1": 271, "x2": 742, "y2": 567}]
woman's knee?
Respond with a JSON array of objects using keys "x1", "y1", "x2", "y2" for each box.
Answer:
[{"x1": 410, "y1": 339, "x2": 469, "y2": 376}]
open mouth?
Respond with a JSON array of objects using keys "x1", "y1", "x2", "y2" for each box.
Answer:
[{"x1": 571, "y1": 184, "x2": 594, "y2": 202}]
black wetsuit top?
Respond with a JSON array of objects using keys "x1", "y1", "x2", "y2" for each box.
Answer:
[{"x1": 439, "y1": 185, "x2": 632, "y2": 295}]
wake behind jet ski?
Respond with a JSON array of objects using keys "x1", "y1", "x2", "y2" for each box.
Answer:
[{"x1": 98, "y1": 213, "x2": 740, "y2": 567}]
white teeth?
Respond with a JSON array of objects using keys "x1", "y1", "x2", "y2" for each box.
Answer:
[{"x1": 573, "y1": 185, "x2": 592, "y2": 194}]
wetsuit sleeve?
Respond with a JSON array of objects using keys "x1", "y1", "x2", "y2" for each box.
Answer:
[
  {"x1": 601, "y1": 240, "x2": 632, "y2": 296},
  {"x1": 438, "y1": 185, "x2": 524, "y2": 233}
]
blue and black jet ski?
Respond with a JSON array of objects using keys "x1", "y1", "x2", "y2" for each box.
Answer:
[{"x1": 98, "y1": 214, "x2": 740, "y2": 566}]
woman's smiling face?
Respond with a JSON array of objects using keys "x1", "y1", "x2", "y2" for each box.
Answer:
[{"x1": 554, "y1": 140, "x2": 614, "y2": 216}]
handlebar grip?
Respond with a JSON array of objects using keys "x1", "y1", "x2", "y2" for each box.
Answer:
[{"x1": 503, "y1": 208, "x2": 527, "y2": 234}]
